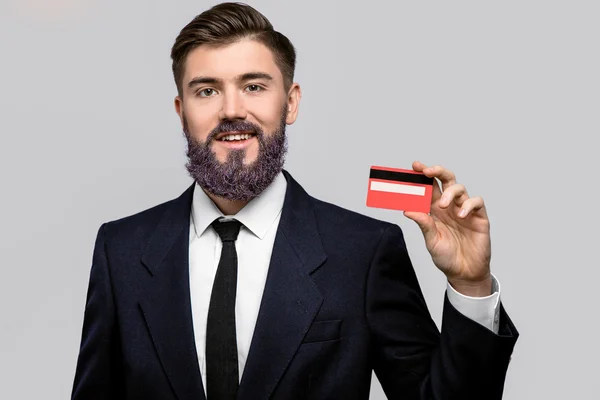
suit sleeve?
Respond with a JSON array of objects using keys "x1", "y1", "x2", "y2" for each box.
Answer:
[
  {"x1": 365, "y1": 224, "x2": 518, "y2": 400},
  {"x1": 72, "y1": 223, "x2": 125, "y2": 399}
]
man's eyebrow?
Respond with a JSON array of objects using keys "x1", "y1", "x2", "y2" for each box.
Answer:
[
  {"x1": 187, "y1": 76, "x2": 220, "y2": 88},
  {"x1": 237, "y1": 72, "x2": 274, "y2": 82},
  {"x1": 187, "y1": 72, "x2": 274, "y2": 89}
]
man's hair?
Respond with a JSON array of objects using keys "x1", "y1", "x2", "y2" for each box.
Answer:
[{"x1": 171, "y1": 2, "x2": 297, "y2": 98}]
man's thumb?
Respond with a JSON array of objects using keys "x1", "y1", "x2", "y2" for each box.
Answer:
[{"x1": 403, "y1": 211, "x2": 437, "y2": 244}]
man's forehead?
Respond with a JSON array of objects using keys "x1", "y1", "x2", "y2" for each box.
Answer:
[{"x1": 183, "y1": 39, "x2": 281, "y2": 83}]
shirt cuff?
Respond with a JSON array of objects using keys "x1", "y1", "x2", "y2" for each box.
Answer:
[{"x1": 446, "y1": 274, "x2": 501, "y2": 334}]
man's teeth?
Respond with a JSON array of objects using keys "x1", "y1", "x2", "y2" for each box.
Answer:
[{"x1": 220, "y1": 133, "x2": 253, "y2": 141}]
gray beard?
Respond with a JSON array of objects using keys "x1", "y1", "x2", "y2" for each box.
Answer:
[{"x1": 183, "y1": 106, "x2": 288, "y2": 202}]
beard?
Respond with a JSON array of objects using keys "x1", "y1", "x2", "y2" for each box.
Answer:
[{"x1": 183, "y1": 105, "x2": 288, "y2": 202}]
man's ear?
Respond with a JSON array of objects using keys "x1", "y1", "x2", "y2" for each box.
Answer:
[
  {"x1": 285, "y1": 83, "x2": 302, "y2": 125},
  {"x1": 174, "y1": 96, "x2": 184, "y2": 126}
]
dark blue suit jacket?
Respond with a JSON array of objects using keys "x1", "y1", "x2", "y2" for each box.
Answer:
[{"x1": 72, "y1": 171, "x2": 518, "y2": 399}]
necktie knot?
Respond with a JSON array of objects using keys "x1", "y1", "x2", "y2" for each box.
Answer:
[{"x1": 212, "y1": 219, "x2": 242, "y2": 242}]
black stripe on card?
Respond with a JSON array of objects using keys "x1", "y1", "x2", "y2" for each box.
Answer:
[{"x1": 369, "y1": 169, "x2": 434, "y2": 185}]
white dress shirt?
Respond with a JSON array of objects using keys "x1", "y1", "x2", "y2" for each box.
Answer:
[{"x1": 188, "y1": 172, "x2": 501, "y2": 391}]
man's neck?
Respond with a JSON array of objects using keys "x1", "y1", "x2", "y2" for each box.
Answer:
[{"x1": 204, "y1": 188, "x2": 249, "y2": 215}]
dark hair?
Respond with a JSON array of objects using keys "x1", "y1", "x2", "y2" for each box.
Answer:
[{"x1": 170, "y1": 2, "x2": 297, "y2": 97}]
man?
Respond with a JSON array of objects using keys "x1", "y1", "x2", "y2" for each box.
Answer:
[{"x1": 72, "y1": 2, "x2": 518, "y2": 399}]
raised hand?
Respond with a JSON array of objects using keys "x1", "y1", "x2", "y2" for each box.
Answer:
[{"x1": 403, "y1": 161, "x2": 493, "y2": 296}]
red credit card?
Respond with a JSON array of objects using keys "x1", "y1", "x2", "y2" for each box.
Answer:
[{"x1": 366, "y1": 166, "x2": 434, "y2": 213}]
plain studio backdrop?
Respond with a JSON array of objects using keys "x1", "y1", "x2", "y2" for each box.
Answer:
[{"x1": 0, "y1": 0, "x2": 598, "y2": 398}]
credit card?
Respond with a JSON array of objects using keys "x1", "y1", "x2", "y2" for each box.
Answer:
[{"x1": 366, "y1": 166, "x2": 434, "y2": 213}]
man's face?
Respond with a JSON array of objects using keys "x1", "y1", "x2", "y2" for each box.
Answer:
[
  {"x1": 176, "y1": 39, "x2": 299, "y2": 164},
  {"x1": 174, "y1": 39, "x2": 300, "y2": 201}
]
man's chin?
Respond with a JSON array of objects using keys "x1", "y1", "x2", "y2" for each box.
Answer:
[
  {"x1": 212, "y1": 150, "x2": 258, "y2": 167},
  {"x1": 241, "y1": 156, "x2": 259, "y2": 167},
  {"x1": 212, "y1": 156, "x2": 258, "y2": 167}
]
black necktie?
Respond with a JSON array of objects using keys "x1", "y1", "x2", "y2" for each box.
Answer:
[{"x1": 206, "y1": 219, "x2": 242, "y2": 400}]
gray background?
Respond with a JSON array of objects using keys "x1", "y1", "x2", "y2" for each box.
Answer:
[{"x1": 1, "y1": 0, "x2": 598, "y2": 398}]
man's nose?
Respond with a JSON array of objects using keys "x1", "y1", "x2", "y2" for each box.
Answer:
[{"x1": 219, "y1": 92, "x2": 247, "y2": 120}]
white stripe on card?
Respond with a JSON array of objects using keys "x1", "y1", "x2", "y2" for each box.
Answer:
[{"x1": 370, "y1": 181, "x2": 425, "y2": 196}]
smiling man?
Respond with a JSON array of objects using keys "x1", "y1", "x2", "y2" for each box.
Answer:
[
  {"x1": 178, "y1": 38, "x2": 293, "y2": 211},
  {"x1": 72, "y1": 3, "x2": 518, "y2": 400}
]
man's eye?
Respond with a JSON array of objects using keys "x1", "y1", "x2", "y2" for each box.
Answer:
[
  {"x1": 198, "y1": 88, "x2": 215, "y2": 97},
  {"x1": 246, "y1": 85, "x2": 263, "y2": 92}
]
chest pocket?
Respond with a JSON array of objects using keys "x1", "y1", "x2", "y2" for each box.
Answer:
[{"x1": 302, "y1": 319, "x2": 342, "y2": 343}]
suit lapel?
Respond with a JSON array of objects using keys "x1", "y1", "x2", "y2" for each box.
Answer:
[
  {"x1": 237, "y1": 171, "x2": 327, "y2": 400},
  {"x1": 138, "y1": 183, "x2": 207, "y2": 400}
]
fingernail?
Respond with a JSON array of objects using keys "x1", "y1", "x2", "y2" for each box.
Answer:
[{"x1": 459, "y1": 209, "x2": 467, "y2": 217}]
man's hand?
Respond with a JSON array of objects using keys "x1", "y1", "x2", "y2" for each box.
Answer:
[{"x1": 403, "y1": 161, "x2": 492, "y2": 297}]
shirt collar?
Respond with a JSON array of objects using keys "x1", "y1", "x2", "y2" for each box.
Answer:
[{"x1": 191, "y1": 172, "x2": 287, "y2": 240}]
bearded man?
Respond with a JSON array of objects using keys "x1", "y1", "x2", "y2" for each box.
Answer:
[{"x1": 72, "y1": 3, "x2": 518, "y2": 399}]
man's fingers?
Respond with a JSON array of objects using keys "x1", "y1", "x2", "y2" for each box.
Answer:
[
  {"x1": 439, "y1": 184, "x2": 469, "y2": 208},
  {"x1": 412, "y1": 160, "x2": 427, "y2": 172},
  {"x1": 413, "y1": 161, "x2": 462, "y2": 204},
  {"x1": 457, "y1": 196, "x2": 486, "y2": 218},
  {"x1": 415, "y1": 162, "x2": 457, "y2": 192},
  {"x1": 423, "y1": 165, "x2": 457, "y2": 191},
  {"x1": 413, "y1": 161, "x2": 443, "y2": 202}
]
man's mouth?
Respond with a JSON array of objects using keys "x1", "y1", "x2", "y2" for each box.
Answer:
[{"x1": 215, "y1": 131, "x2": 257, "y2": 142}]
